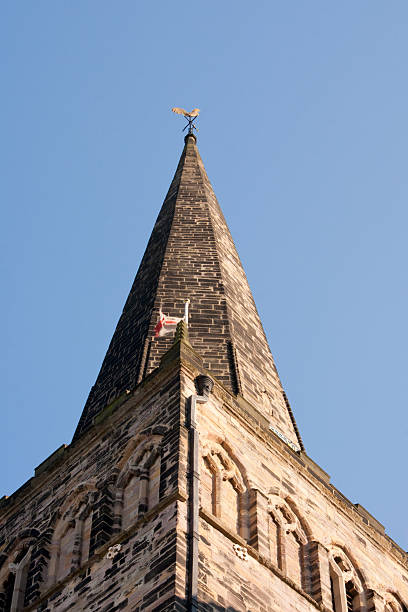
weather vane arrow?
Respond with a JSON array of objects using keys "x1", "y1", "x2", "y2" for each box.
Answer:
[{"x1": 172, "y1": 107, "x2": 200, "y2": 133}]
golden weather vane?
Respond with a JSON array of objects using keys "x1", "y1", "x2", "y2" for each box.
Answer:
[{"x1": 172, "y1": 107, "x2": 200, "y2": 134}]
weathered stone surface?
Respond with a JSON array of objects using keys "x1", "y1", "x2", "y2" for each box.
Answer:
[
  {"x1": 1, "y1": 342, "x2": 407, "y2": 611},
  {"x1": 0, "y1": 365, "x2": 184, "y2": 611},
  {"x1": 74, "y1": 134, "x2": 302, "y2": 451}
]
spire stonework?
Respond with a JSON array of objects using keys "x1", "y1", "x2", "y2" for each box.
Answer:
[{"x1": 74, "y1": 133, "x2": 302, "y2": 451}]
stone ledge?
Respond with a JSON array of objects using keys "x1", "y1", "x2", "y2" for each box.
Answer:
[
  {"x1": 34, "y1": 444, "x2": 68, "y2": 477},
  {"x1": 354, "y1": 503, "x2": 385, "y2": 534},
  {"x1": 300, "y1": 452, "x2": 331, "y2": 484}
]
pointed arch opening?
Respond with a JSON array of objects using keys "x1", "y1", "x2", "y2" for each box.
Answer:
[
  {"x1": 1, "y1": 547, "x2": 30, "y2": 612},
  {"x1": 46, "y1": 483, "x2": 97, "y2": 589},
  {"x1": 328, "y1": 546, "x2": 366, "y2": 612},
  {"x1": 267, "y1": 494, "x2": 309, "y2": 591},
  {"x1": 114, "y1": 427, "x2": 168, "y2": 532},
  {"x1": 0, "y1": 529, "x2": 40, "y2": 612},
  {"x1": 200, "y1": 439, "x2": 249, "y2": 540}
]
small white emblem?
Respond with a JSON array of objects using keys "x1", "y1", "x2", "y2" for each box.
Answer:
[
  {"x1": 233, "y1": 543, "x2": 248, "y2": 561},
  {"x1": 106, "y1": 543, "x2": 122, "y2": 559}
]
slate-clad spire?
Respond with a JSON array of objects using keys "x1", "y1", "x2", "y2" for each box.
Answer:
[{"x1": 73, "y1": 134, "x2": 302, "y2": 450}]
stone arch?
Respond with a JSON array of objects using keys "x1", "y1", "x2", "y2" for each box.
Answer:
[
  {"x1": 114, "y1": 425, "x2": 168, "y2": 532},
  {"x1": 200, "y1": 438, "x2": 249, "y2": 539},
  {"x1": 46, "y1": 482, "x2": 98, "y2": 589},
  {"x1": 267, "y1": 492, "x2": 309, "y2": 590},
  {"x1": 384, "y1": 591, "x2": 407, "y2": 612},
  {"x1": 328, "y1": 545, "x2": 366, "y2": 612},
  {"x1": 0, "y1": 529, "x2": 39, "y2": 612},
  {"x1": 116, "y1": 424, "x2": 169, "y2": 474},
  {"x1": 201, "y1": 433, "x2": 249, "y2": 483},
  {"x1": 284, "y1": 496, "x2": 314, "y2": 541}
]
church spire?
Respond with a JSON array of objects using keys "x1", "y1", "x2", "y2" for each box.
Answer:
[{"x1": 73, "y1": 133, "x2": 303, "y2": 451}]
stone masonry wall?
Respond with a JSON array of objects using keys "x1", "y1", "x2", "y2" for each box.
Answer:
[
  {"x1": 1, "y1": 344, "x2": 407, "y2": 611},
  {"x1": 179, "y1": 368, "x2": 408, "y2": 612},
  {"x1": 0, "y1": 363, "x2": 185, "y2": 611}
]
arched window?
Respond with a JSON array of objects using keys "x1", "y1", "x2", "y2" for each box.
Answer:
[
  {"x1": 0, "y1": 530, "x2": 39, "y2": 612},
  {"x1": 1, "y1": 547, "x2": 30, "y2": 612},
  {"x1": 116, "y1": 435, "x2": 163, "y2": 531},
  {"x1": 46, "y1": 485, "x2": 97, "y2": 588},
  {"x1": 267, "y1": 495, "x2": 308, "y2": 590},
  {"x1": 201, "y1": 440, "x2": 247, "y2": 538},
  {"x1": 328, "y1": 547, "x2": 365, "y2": 612}
]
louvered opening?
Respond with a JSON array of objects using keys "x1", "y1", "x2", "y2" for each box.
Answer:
[{"x1": 346, "y1": 581, "x2": 356, "y2": 612}]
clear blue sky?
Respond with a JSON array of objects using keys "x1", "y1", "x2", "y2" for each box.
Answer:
[{"x1": 1, "y1": 3, "x2": 407, "y2": 550}]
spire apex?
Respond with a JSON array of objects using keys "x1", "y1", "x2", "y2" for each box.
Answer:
[{"x1": 184, "y1": 132, "x2": 197, "y2": 144}]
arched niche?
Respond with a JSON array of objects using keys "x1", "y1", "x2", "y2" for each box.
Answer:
[
  {"x1": 267, "y1": 494, "x2": 309, "y2": 590},
  {"x1": 200, "y1": 439, "x2": 248, "y2": 539},
  {"x1": 114, "y1": 425, "x2": 168, "y2": 531},
  {"x1": 46, "y1": 482, "x2": 98, "y2": 589}
]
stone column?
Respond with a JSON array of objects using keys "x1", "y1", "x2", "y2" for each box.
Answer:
[
  {"x1": 112, "y1": 490, "x2": 124, "y2": 535},
  {"x1": 306, "y1": 541, "x2": 333, "y2": 609},
  {"x1": 214, "y1": 471, "x2": 222, "y2": 519},
  {"x1": 138, "y1": 468, "x2": 150, "y2": 516},
  {"x1": 71, "y1": 518, "x2": 83, "y2": 571},
  {"x1": 247, "y1": 488, "x2": 269, "y2": 558}
]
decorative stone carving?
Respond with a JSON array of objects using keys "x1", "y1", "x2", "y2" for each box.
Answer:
[
  {"x1": 195, "y1": 374, "x2": 214, "y2": 398},
  {"x1": 201, "y1": 441, "x2": 244, "y2": 493},
  {"x1": 173, "y1": 319, "x2": 190, "y2": 345},
  {"x1": 266, "y1": 493, "x2": 309, "y2": 588},
  {"x1": 267, "y1": 494, "x2": 307, "y2": 545},
  {"x1": 233, "y1": 544, "x2": 248, "y2": 561},
  {"x1": 384, "y1": 593, "x2": 405, "y2": 612},
  {"x1": 200, "y1": 439, "x2": 248, "y2": 538},
  {"x1": 106, "y1": 544, "x2": 122, "y2": 560}
]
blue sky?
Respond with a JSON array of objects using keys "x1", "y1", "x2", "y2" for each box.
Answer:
[{"x1": 1, "y1": 3, "x2": 407, "y2": 550}]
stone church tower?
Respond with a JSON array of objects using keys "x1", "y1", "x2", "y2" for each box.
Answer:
[{"x1": 1, "y1": 133, "x2": 407, "y2": 611}]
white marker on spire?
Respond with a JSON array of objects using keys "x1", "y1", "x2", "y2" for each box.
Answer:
[{"x1": 184, "y1": 299, "x2": 190, "y2": 327}]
